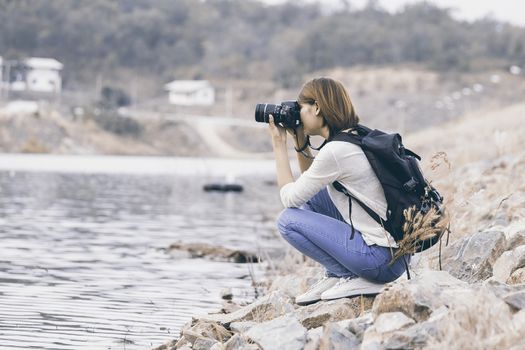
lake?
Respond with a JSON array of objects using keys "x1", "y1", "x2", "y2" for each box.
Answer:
[{"x1": 0, "y1": 154, "x2": 285, "y2": 349}]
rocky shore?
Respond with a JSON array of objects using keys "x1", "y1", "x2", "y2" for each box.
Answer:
[
  {"x1": 155, "y1": 223, "x2": 525, "y2": 350},
  {"x1": 153, "y1": 102, "x2": 525, "y2": 350}
]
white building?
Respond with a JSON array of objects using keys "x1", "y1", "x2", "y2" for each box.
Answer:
[
  {"x1": 164, "y1": 80, "x2": 215, "y2": 106},
  {"x1": 24, "y1": 57, "x2": 63, "y2": 93}
]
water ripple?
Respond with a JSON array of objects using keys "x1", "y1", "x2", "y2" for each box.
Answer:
[{"x1": 0, "y1": 170, "x2": 282, "y2": 349}]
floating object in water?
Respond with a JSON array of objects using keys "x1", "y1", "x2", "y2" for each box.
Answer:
[{"x1": 203, "y1": 183, "x2": 244, "y2": 192}]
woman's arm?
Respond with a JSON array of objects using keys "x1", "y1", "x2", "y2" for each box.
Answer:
[
  {"x1": 268, "y1": 115, "x2": 294, "y2": 189},
  {"x1": 291, "y1": 126, "x2": 313, "y2": 173}
]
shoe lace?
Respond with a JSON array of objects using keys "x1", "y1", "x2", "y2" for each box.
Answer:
[
  {"x1": 310, "y1": 275, "x2": 330, "y2": 289},
  {"x1": 335, "y1": 276, "x2": 355, "y2": 286}
]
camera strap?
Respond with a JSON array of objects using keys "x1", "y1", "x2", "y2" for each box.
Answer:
[{"x1": 293, "y1": 133, "x2": 328, "y2": 159}]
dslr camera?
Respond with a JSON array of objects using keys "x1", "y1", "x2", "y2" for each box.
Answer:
[{"x1": 254, "y1": 101, "x2": 301, "y2": 129}]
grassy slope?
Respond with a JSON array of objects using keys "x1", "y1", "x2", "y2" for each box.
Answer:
[{"x1": 405, "y1": 102, "x2": 525, "y2": 241}]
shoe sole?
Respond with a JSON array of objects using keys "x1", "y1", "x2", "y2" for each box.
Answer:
[
  {"x1": 295, "y1": 298, "x2": 321, "y2": 306},
  {"x1": 321, "y1": 286, "x2": 383, "y2": 300}
]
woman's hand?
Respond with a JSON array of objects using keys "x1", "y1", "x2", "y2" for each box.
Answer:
[{"x1": 268, "y1": 115, "x2": 287, "y2": 147}]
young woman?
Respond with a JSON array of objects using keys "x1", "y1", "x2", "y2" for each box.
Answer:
[{"x1": 268, "y1": 77, "x2": 409, "y2": 305}]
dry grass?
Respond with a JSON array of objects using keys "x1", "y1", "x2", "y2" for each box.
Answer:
[
  {"x1": 392, "y1": 205, "x2": 450, "y2": 262},
  {"x1": 406, "y1": 102, "x2": 525, "y2": 244}
]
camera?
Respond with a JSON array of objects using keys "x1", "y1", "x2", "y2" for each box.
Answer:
[{"x1": 254, "y1": 101, "x2": 301, "y2": 129}]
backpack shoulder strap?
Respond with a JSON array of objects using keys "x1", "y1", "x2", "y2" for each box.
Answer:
[{"x1": 332, "y1": 181, "x2": 387, "y2": 229}]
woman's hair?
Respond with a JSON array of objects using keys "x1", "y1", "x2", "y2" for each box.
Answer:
[{"x1": 297, "y1": 77, "x2": 359, "y2": 139}]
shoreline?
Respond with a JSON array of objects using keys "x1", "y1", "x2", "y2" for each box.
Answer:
[{"x1": 154, "y1": 218, "x2": 525, "y2": 350}]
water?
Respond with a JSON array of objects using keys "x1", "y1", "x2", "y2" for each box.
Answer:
[{"x1": 0, "y1": 155, "x2": 284, "y2": 349}]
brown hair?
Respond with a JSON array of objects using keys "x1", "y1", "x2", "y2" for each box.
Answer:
[{"x1": 297, "y1": 77, "x2": 359, "y2": 139}]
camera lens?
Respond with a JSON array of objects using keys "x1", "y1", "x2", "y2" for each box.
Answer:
[{"x1": 255, "y1": 103, "x2": 280, "y2": 123}]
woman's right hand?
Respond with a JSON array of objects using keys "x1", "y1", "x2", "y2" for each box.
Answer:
[{"x1": 268, "y1": 115, "x2": 287, "y2": 147}]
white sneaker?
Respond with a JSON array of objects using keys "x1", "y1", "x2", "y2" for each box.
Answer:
[
  {"x1": 295, "y1": 275, "x2": 339, "y2": 305},
  {"x1": 321, "y1": 277, "x2": 385, "y2": 300}
]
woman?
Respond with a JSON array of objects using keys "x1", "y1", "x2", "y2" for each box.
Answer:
[{"x1": 268, "y1": 77, "x2": 409, "y2": 305}]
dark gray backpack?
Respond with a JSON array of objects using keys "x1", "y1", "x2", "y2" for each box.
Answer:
[{"x1": 331, "y1": 125, "x2": 449, "y2": 260}]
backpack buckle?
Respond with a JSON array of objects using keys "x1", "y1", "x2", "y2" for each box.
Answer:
[{"x1": 403, "y1": 178, "x2": 418, "y2": 192}]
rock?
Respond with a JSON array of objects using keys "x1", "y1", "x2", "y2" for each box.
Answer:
[
  {"x1": 182, "y1": 320, "x2": 232, "y2": 344},
  {"x1": 193, "y1": 337, "x2": 220, "y2": 350},
  {"x1": 245, "y1": 314, "x2": 307, "y2": 350},
  {"x1": 372, "y1": 269, "x2": 467, "y2": 322},
  {"x1": 268, "y1": 266, "x2": 324, "y2": 298},
  {"x1": 196, "y1": 291, "x2": 295, "y2": 325},
  {"x1": 512, "y1": 309, "x2": 525, "y2": 330},
  {"x1": 151, "y1": 339, "x2": 177, "y2": 350},
  {"x1": 173, "y1": 336, "x2": 191, "y2": 350},
  {"x1": 360, "y1": 312, "x2": 417, "y2": 350},
  {"x1": 337, "y1": 312, "x2": 374, "y2": 341},
  {"x1": 508, "y1": 267, "x2": 525, "y2": 284},
  {"x1": 210, "y1": 343, "x2": 223, "y2": 350},
  {"x1": 168, "y1": 241, "x2": 261, "y2": 263},
  {"x1": 441, "y1": 230, "x2": 506, "y2": 282},
  {"x1": 224, "y1": 334, "x2": 261, "y2": 350},
  {"x1": 303, "y1": 327, "x2": 323, "y2": 350},
  {"x1": 230, "y1": 321, "x2": 258, "y2": 333},
  {"x1": 221, "y1": 287, "x2": 234, "y2": 300},
  {"x1": 482, "y1": 279, "x2": 525, "y2": 299},
  {"x1": 503, "y1": 291, "x2": 525, "y2": 311},
  {"x1": 504, "y1": 220, "x2": 525, "y2": 249},
  {"x1": 296, "y1": 297, "x2": 374, "y2": 329},
  {"x1": 493, "y1": 245, "x2": 525, "y2": 281},
  {"x1": 373, "y1": 312, "x2": 415, "y2": 333},
  {"x1": 362, "y1": 305, "x2": 447, "y2": 350},
  {"x1": 318, "y1": 322, "x2": 360, "y2": 350},
  {"x1": 221, "y1": 300, "x2": 243, "y2": 314}
]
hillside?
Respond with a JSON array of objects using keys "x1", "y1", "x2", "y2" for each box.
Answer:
[{"x1": 405, "y1": 101, "x2": 525, "y2": 245}]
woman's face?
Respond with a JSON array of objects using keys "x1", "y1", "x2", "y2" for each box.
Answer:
[{"x1": 299, "y1": 102, "x2": 323, "y2": 135}]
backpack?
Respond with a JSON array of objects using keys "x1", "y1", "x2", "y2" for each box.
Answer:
[{"x1": 331, "y1": 124, "x2": 450, "y2": 265}]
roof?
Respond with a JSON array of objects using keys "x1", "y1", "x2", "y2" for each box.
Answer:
[
  {"x1": 164, "y1": 80, "x2": 213, "y2": 92},
  {"x1": 24, "y1": 57, "x2": 63, "y2": 70}
]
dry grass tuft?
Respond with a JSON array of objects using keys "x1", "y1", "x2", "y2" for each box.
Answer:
[
  {"x1": 392, "y1": 205, "x2": 450, "y2": 262},
  {"x1": 430, "y1": 151, "x2": 451, "y2": 171}
]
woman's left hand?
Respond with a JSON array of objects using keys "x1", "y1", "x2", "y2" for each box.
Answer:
[{"x1": 268, "y1": 115, "x2": 287, "y2": 147}]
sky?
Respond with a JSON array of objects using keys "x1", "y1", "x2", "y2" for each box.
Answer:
[{"x1": 259, "y1": 0, "x2": 525, "y2": 27}]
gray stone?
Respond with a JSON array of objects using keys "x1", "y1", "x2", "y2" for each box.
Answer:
[
  {"x1": 268, "y1": 267, "x2": 324, "y2": 298},
  {"x1": 363, "y1": 304, "x2": 448, "y2": 350},
  {"x1": 304, "y1": 327, "x2": 323, "y2": 350},
  {"x1": 336, "y1": 312, "x2": 374, "y2": 340},
  {"x1": 512, "y1": 310, "x2": 525, "y2": 330},
  {"x1": 493, "y1": 245, "x2": 525, "y2": 281},
  {"x1": 372, "y1": 269, "x2": 467, "y2": 322},
  {"x1": 441, "y1": 230, "x2": 506, "y2": 283},
  {"x1": 193, "y1": 337, "x2": 219, "y2": 350},
  {"x1": 151, "y1": 339, "x2": 177, "y2": 350},
  {"x1": 245, "y1": 314, "x2": 307, "y2": 350},
  {"x1": 482, "y1": 279, "x2": 525, "y2": 299},
  {"x1": 224, "y1": 334, "x2": 261, "y2": 350},
  {"x1": 504, "y1": 291, "x2": 525, "y2": 310},
  {"x1": 196, "y1": 291, "x2": 295, "y2": 325},
  {"x1": 220, "y1": 287, "x2": 233, "y2": 300},
  {"x1": 296, "y1": 297, "x2": 373, "y2": 329},
  {"x1": 505, "y1": 226, "x2": 525, "y2": 250},
  {"x1": 229, "y1": 321, "x2": 257, "y2": 333},
  {"x1": 318, "y1": 322, "x2": 360, "y2": 350},
  {"x1": 373, "y1": 312, "x2": 415, "y2": 333},
  {"x1": 181, "y1": 320, "x2": 231, "y2": 344}
]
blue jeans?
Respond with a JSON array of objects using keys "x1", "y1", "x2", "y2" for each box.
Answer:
[{"x1": 277, "y1": 188, "x2": 409, "y2": 283}]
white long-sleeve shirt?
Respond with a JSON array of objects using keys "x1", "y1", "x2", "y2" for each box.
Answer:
[{"x1": 280, "y1": 140, "x2": 398, "y2": 248}]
